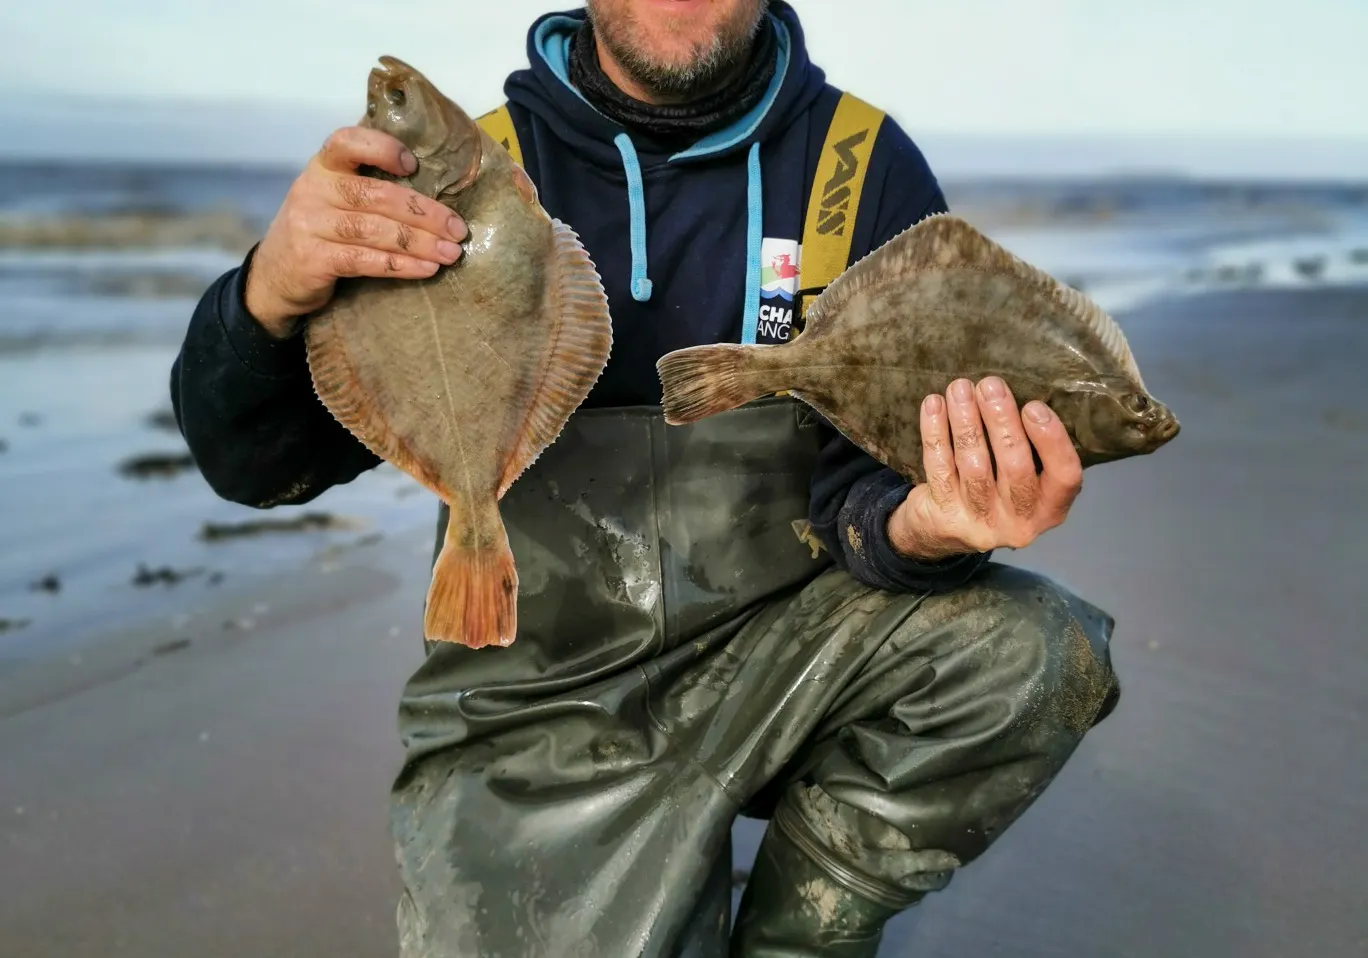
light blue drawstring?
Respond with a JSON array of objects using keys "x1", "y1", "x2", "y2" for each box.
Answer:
[
  {"x1": 740, "y1": 141, "x2": 763, "y2": 345},
  {"x1": 613, "y1": 133, "x2": 653, "y2": 302},
  {"x1": 614, "y1": 134, "x2": 764, "y2": 331}
]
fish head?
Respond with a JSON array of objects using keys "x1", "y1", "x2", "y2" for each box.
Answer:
[
  {"x1": 1069, "y1": 382, "x2": 1181, "y2": 464},
  {"x1": 362, "y1": 56, "x2": 482, "y2": 200}
]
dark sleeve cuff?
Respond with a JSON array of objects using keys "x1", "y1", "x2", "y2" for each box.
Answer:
[
  {"x1": 837, "y1": 469, "x2": 992, "y2": 594},
  {"x1": 216, "y1": 244, "x2": 309, "y2": 380}
]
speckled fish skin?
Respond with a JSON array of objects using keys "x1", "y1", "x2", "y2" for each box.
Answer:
[
  {"x1": 304, "y1": 56, "x2": 612, "y2": 649},
  {"x1": 656, "y1": 213, "x2": 1179, "y2": 484}
]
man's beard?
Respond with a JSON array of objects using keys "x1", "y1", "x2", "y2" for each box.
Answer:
[{"x1": 586, "y1": 1, "x2": 769, "y2": 101}]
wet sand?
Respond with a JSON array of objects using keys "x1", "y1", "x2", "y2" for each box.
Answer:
[{"x1": 1, "y1": 286, "x2": 1365, "y2": 957}]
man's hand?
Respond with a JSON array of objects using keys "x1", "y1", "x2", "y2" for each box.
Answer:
[
  {"x1": 888, "y1": 376, "x2": 1083, "y2": 562},
  {"x1": 244, "y1": 126, "x2": 471, "y2": 338}
]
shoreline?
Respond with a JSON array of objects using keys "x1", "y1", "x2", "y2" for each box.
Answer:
[{"x1": 1, "y1": 226, "x2": 1365, "y2": 953}]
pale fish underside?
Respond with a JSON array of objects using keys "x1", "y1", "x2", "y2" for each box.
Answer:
[{"x1": 306, "y1": 124, "x2": 611, "y2": 649}]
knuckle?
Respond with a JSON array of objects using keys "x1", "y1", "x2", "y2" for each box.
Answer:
[
  {"x1": 333, "y1": 212, "x2": 370, "y2": 242},
  {"x1": 330, "y1": 245, "x2": 363, "y2": 277},
  {"x1": 928, "y1": 475, "x2": 956, "y2": 505},
  {"x1": 964, "y1": 477, "x2": 994, "y2": 517},
  {"x1": 384, "y1": 254, "x2": 404, "y2": 273},
  {"x1": 953, "y1": 425, "x2": 983, "y2": 450},
  {"x1": 335, "y1": 175, "x2": 375, "y2": 210},
  {"x1": 1009, "y1": 484, "x2": 1040, "y2": 518},
  {"x1": 395, "y1": 222, "x2": 415, "y2": 251}
]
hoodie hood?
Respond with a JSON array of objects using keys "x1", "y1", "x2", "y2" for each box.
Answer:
[{"x1": 504, "y1": 2, "x2": 827, "y2": 306}]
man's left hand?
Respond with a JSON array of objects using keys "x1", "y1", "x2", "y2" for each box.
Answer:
[{"x1": 887, "y1": 376, "x2": 1083, "y2": 562}]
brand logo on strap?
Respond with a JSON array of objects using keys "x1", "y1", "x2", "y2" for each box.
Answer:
[{"x1": 815, "y1": 128, "x2": 870, "y2": 237}]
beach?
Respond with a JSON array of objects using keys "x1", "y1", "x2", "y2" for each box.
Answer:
[{"x1": 1, "y1": 165, "x2": 1366, "y2": 956}]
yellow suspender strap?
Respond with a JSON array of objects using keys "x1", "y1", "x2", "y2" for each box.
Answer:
[
  {"x1": 797, "y1": 92, "x2": 885, "y2": 320},
  {"x1": 475, "y1": 102, "x2": 524, "y2": 168}
]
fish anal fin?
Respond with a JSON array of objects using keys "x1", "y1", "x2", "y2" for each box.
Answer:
[
  {"x1": 805, "y1": 212, "x2": 1146, "y2": 389},
  {"x1": 496, "y1": 219, "x2": 613, "y2": 497}
]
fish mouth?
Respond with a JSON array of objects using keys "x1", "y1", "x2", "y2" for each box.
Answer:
[
  {"x1": 1155, "y1": 417, "x2": 1181, "y2": 442},
  {"x1": 374, "y1": 55, "x2": 417, "y2": 80}
]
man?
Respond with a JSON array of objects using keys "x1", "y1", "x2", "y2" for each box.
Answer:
[{"x1": 172, "y1": 1, "x2": 1120, "y2": 954}]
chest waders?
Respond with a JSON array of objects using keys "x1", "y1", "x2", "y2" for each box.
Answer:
[{"x1": 387, "y1": 101, "x2": 1123, "y2": 958}]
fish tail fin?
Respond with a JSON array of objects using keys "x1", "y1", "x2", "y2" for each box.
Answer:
[
  {"x1": 657, "y1": 344, "x2": 779, "y2": 425},
  {"x1": 424, "y1": 503, "x2": 517, "y2": 649}
]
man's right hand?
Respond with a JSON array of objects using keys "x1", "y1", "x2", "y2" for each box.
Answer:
[{"x1": 244, "y1": 126, "x2": 471, "y2": 338}]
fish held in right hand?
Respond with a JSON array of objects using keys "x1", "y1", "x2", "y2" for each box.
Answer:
[
  {"x1": 244, "y1": 124, "x2": 471, "y2": 338},
  {"x1": 656, "y1": 213, "x2": 1180, "y2": 483}
]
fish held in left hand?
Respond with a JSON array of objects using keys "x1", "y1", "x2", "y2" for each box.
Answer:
[
  {"x1": 304, "y1": 56, "x2": 613, "y2": 649},
  {"x1": 655, "y1": 213, "x2": 1178, "y2": 484}
]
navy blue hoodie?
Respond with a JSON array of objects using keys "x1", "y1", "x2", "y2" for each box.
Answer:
[{"x1": 170, "y1": 1, "x2": 991, "y2": 592}]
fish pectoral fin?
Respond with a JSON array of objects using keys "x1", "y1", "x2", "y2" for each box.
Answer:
[{"x1": 496, "y1": 219, "x2": 613, "y2": 498}]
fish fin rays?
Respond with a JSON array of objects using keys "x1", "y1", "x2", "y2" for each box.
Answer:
[
  {"x1": 805, "y1": 212, "x2": 1145, "y2": 390},
  {"x1": 657, "y1": 344, "x2": 782, "y2": 424},
  {"x1": 496, "y1": 219, "x2": 613, "y2": 498},
  {"x1": 305, "y1": 308, "x2": 444, "y2": 495},
  {"x1": 424, "y1": 505, "x2": 517, "y2": 648}
]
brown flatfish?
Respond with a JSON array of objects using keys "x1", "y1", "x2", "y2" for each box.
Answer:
[
  {"x1": 656, "y1": 213, "x2": 1178, "y2": 483},
  {"x1": 304, "y1": 57, "x2": 612, "y2": 649}
]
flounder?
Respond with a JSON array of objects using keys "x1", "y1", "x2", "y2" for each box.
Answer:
[
  {"x1": 656, "y1": 213, "x2": 1179, "y2": 483},
  {"x1": 305, "y1": 57, "x2": 612, "y2": 649}
]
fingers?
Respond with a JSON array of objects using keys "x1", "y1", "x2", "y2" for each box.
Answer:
[
  {"x1": 945, "y1": 378, "x2": 994, "y2": 518},
  {"x1": 325, "y1": 173, "x2": 467, "y2": 245},
  {"x1": 317, "y1": 210, "x2": 463, "y2": 266},
  {"x1": 975, "y1": 377, "x2": 1040, "y2": 518},
  {"x1": 1022, "y1": 400, "x2": 1083, "y2": 515},
  {"x1": 919, "y1": 393, "x2": 958, "y2": 508},
  {"x1": 324, "y1": 244, "x2": 443, "y2": 281},
  {"x1": 311, "y1": 126, "x2": 468, "y2": 252},
  {"x1": 317, "y1": 126, "x2": 418, "y2": 178}
]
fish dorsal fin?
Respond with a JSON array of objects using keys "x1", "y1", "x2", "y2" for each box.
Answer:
[
  {"x1": 805, "y1": 212, "x2": 1146, "y2": 390},
  {"x1": 496, "y1": 218, "x2": 613, "y2": 497}
]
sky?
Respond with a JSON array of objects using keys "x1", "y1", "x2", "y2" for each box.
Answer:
[{"x1": 2, "y1": 0, "x2": 1366, "y2": 176}]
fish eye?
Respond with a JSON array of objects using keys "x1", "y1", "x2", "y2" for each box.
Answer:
[
  {"x1": 386, "y1": 87, "x2": 406, "y2": 107},
  {"x1": 1125, "y1": 394, "x2": 1150, "y2": 414}
]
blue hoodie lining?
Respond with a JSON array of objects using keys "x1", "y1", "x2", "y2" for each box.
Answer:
[{"x1": 534, "y1": 12, "x2": 787, "y2": 327}]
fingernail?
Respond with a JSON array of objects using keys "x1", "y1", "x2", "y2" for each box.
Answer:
[
  {"x1": 1025, "y1": 401, "x2": 1052, "y2": 424},
  {"x1": 437, "y1": 240, "x2": 461, "y2": 261},
  {"x1": 923, "y1": 394, "x2": 943, "y2": 415},
  {"x1": 949, "y1": 379, "x2": 973, "y2": 403},
  {"x1": 447, "y1": 215, "x2": 468, "y2": 241},
  {"x1": 978, "y1": 377, "x2": 1006, "y2": 400},
  {"x1": 399, "y1": 149, "x2": 418, "y2": 175}
]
